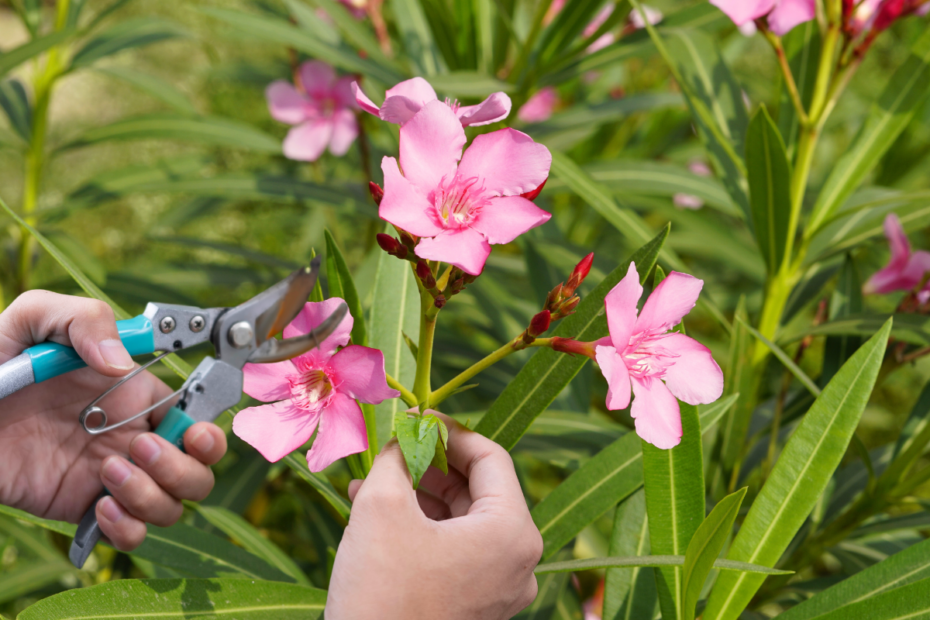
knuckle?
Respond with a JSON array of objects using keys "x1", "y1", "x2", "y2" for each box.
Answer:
[
  {"x1": 188, "y1": 469, "x2": 214, "y2": 502},
  {"x1": 85, "y1": 299, "x2": 115, "y2": 324}
]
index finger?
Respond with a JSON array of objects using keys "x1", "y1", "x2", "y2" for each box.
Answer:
[{"x1": 433, "y1": 412, "x2": 524, "y2": 506}]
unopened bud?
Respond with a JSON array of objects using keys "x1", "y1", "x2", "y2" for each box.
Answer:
[
  {"x1": 546, "y1": 283, "x2": 563, "y2": 311},
  {"x1": 399, "y1": 230, "x2": 417, "y2": 251},
  {"x1": 551, "y1": 337, "x2": 597, "y2": 359},
  {"x1": 521, "y1": 178, "x2": 548, "y2": 202},
  {"x1": 463, "y1": 274, "x2": 478, "y2": 285},
  {"x1": 450, "y1": 277, "x2": 466, "y2": 294},
  {"x1": 528, "y1": 310, "x2": 551, "y2": 337},
  {"x1": 416, "y1": 260, "x2": 436, "y2": 288},
  {"x1": 377, "y1": 233, "x2": 399, "y2": 254},
  {"x1": 434, "y1": 295, "x2": 446, "y2": 309},
  {"x1": 557, "y1": 296, "x2": 580, "y2": 317},
  {"x1": 369, "y1": 182, "x2": 385, "y2": 206},
  {"x1": 564, "y1": 254, "x2": 594, "y2": 297}
]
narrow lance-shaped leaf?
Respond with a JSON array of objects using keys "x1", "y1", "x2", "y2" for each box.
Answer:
[
  {"x1": 777, "y1": 21, "x2": 820, "y2": 159},
  {"x1": 703, "y1": 319, "x2": 893, "y2": 620},
  {"x1": 477, "y1": 226, "x2": 668, "y2": 450},
  {"x1": 746, "y1": 106, "x2": 792, "y2": 274},
  {"x1": 822, "y1": 255, "x2": 863, "y2": 385},
  {"x1": 324, "y1": 230, "x2": 367, "y2": 347},
  {"x1": 0, "y1": 79, "x2": 32, "y2": 142},
  {"x1": 0, "y1": 29, "x2": 73, "y2": 79},
  {"x1": 17, "y1": 578, "x2": 327, "y2": 620},
  {"x1": 681, "y1": 488, "x2": 747, "y2": 620},
  {"x1": 69, "y1": 17, "x2": 188, "y2": 69},
  {"x1": 283, "y1": 453, "x2": 352, "y2": 520},
  {"x1": 604, "y1": 489, "x2": 655, "y2": 620},
  {"x1": 806, "y1": 28, "x2": 930, "y2": 236},
  {"x1": 536, "y1": 556, "x2": 792, "y2": 575}
]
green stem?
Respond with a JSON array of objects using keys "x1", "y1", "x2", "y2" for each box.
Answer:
[
  {"x1": 413, "y1": 283, "x2": 437, "y2": 411},
  {"x1": 807, "y1": 24, "x2": 840, "y2": 122},
  {"x1": 763, "y1": 28, "x2": 809, "y2": 126},
  {"x1": 430, "y1": 337, "x2": 554, "y2": 408},
  {"x1": 386, "y1": 373, "x2": 417, "y2": 407}
]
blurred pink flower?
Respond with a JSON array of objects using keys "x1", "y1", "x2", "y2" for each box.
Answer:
[
  {"x1": 630, "y1": 5, "x2": 664, "y2": 29},
  {"x1": 379, "y1": 101, "x2": 552, "y2": 275},
  {"x1": 863, "y1": 214, "x2": 930, "y2": 300},
  {"x1": 518, "y1": 87, "x2": 558, "y2": 123},
  {"x1": 710, "y1": 0, "x2": 816, "y2": 35},
  {"x1": 584, "y1": 6, "x2": 616, "y2": 52},
  {"x1": 338, "y1": 0, "x2": 367, "y2": 19},
  {"x1": 353, "y1": 77, "x2": 511, "y2": 127},
  {"x1": 266, "y1": 61, "x2": 358, "y2": 162},
  {"x1": 233, "y1": 299, "x2": 399, "y2": 471},
  {"x1": 675, "y1": 160, "x2": 712, "y2": 209},
  {"x1": 595, "y1": 262, "x2": 723, "y2": 449}
]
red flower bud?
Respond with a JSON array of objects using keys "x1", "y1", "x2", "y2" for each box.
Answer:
[
  {"x1": 563, "y1": 253, "x2": 594, "y2": 296},
  {"x1": 546, "y1": 283, "x2": 563, "y2": 310},
  {"x1": 377, "y1": 233, "x2": 399, "y2": 254},
  {"x1": 551, "y1": 337, "x2": 597, "y2": 359},
  {"x1": 369, "y1": 182, "x2": 385, "y2": 206},
  {"x1": 399, "y1": 230, "x2": 417, "y2": 250},
  {"x1": 521, "y1": 178, "x2": 548, "y2": 202},
  {"x1": 434, "y1": 294, "x2": 446, "y2": 309},
  {"x1": 416, "y1": 260, "x2": 436, "y2": 288},
  {"x1": 557, "y1": 296, "x2": 580, "y2": 317},
  {"x1": 528, "y1": 310, "x2": 551, "y2": 337}
]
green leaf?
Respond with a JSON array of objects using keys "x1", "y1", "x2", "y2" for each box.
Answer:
[
  {"x1": 715, "y1": 296, "x2": 755, "y2": 484},
  {"x1": 703, "y1": 319, "x2": 892, "y2": 620},
  {"x1": 822, "y1": 255, "x2": 863, "y2": 385},
  {"x1": 806, "y1": 29, "x2": 930, "y2": 236},
  {"x1": 0, "y1": 79, "x2": 32, "y2": 142},
  {"x1": 283, "y1": 454, "x2": 351, "y2": 520},
  {"x1": 62, "y1": 113, "x2": 281, "y2": 152},
  {"x1": 681, "y1": 488, "x2": 747, "y2": 620},
  {"x1": 188, "y1": 504, "x2": 311, "y2": 586},
  {"x1": 202, "y1": 437, "x2": 271, "y2": 515},
  {"x1": 299, "y1": 0, "x2": 394, "y2": 68},
  {"x1": 642, "y1": 403, "x2": 705, "y2": 620},
  {"x1": 0, "y1": 29, "x2": 73, "y2": 79},
  {"x1": 535, "y1": 556, "x2": 792, "y2": 575},
  {"x1": 745, "y1": 106, "x2": 792, "y2": 274},
  {"x1": 17, "y1": 578, "x2": 327, "y2": 619},
  {"x1": 783, "y1": 313, "x2": 930, "y2": 348},
  {"x1": 95, "y1": 66, "x2": 197, "y2": 115},
  {"x1": 325, "y1": 230, "x2": 366, "y2": 347},
  {"x1": 370, "y1": 241, "x2": 420, "y2": 448},
  {"x1": 202, "y1": 7, "x2": 404, "y2": 84},
  {"x1": 549, "y1": 152, "x2": 684, "y2": 270},
  {"x1": 390, "y1": 0, "x2": 442, "y2": 75},
  {"x1": 70, "y1": 17, "x2": 188, "y2": 69},
  {"x1": 0, "y1": 560, "x2": 72, "y2": 604},
  {"x1": 150, "y1": 236, "x2": 298, "y2": 270},
  {"x1": 427, "y1": 71, "x2": 515, "y2": 97},
  {"x1": 739, "y1": 316, "x2": 821, "y2": 397},
  {"x1": 395, "y1": 412, "x2": 441, "y2": 487},
  {"x1": 892, "y1": 380, "x2": 930, "y2": 463},
  {"x1": 604, "y1": 489, "x2": 655, "y2": 620},
  {"x1": 476, "y1": 226, "x2": 668, "y2": 450}
]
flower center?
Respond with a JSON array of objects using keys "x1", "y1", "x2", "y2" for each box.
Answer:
[
  {"x1": 444, "y1": 97, "x2": 461, "y2": 113},
  {"x1": 288, "y1": 368, "x2": 334, "y2": 410},
  {"x1": 622, "y1": 330, "x2": 679, "y2": 380},
  {"x1": 432, "y1": 174, "x2": 489, "y2": 229}
]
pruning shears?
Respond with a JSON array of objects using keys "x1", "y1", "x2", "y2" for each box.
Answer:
[{"x1": 0, "y1": 258, "x2": 347, "y2": 569}]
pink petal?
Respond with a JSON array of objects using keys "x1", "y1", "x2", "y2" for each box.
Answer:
[
  {"x1": 306, "y1": 392, "x2": 368, "y2": 472},
  {"x1": 456, "y1": 128, "x2": 552, "y2": 197},
  {"x1": 863, "y1": 215, "x2": 929, "y2": 295},
  {"x1": 243, "y1": 360, "x2": 296, "y2": 402},
  {"x1": 399, "y1": 101, "x2": 466, "y2": 194},
  {"x1": 709, "y1": 0, "x2": 777, "y2": 25},
  {"x1": 299, "y1": 61, "x2": 336, "y2": 101},
  {"x1": 885, "y1": 213, "x2": 911, "y2": 269},
  {"x1": 517, "y1": 87, "x2": 557, "y2": 123},
  {"x1": 416, "y1": 228, "x2": 491, "y2": 276},
  {"x1": 352, "y1": 81, "x2": 381, "y2": 116},
  {"x1": 379, "y1": 157, "x2": 444, "y2": 237},
  {"x1": 658, "y1": 333, "x2": 724, "y2": 405},
  {"x1": 767, "y1": 0, "x2": 816, "y2": 35},
  {"x1": 384, "y1": 77, "x2": 438, "y2": 107},
  {"x1": 284, "y1": 299, "x2": 353, "y2": 354},
  {"x1": 283, "y1": 120, "x2": 333, "y2": 162},
  {"x1": 328, "y1": 109, "x2": 358, "y2": 156},
  {"x1": 631, "y1": 376, "x2": 682, "y2": 449},
  {"x1": 635, "y1": 271, "x2": 703, "y2": 335},
  {"x1": 266, "y1": 81, "x2": 310, "y2": 125},
  {"x1": 456, "y1": 92, "x2": 513, "y2": 126},
  {"x1": 605, "y1": 263, "x2": 643, "y2": 351},
  {"x1": 233, "y1": 400, "x2": 320, "y2": 462},
  {"x1": 330, "y1": 345, "x2": 401, "y2": 404},
  {"x1": 471, "y1": 196, "x2": 551, "y2": 245},
  {"x1": 332, "y1": 75, "x2": 357, "y2": 109},
  {"x1": 595, "y1": 345, "x2": 631, "y2": 410},
  {"x1": 380, "y1": 96, "x2": 425, "y2": 125}
]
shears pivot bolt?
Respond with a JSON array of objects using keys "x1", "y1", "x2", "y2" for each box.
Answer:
[
  {"x1": 160, "y1": 317, "x2": 176, "y2": 333},
  {"x1": 229, "y1": 321, "x2": 254, "y2": 348}
]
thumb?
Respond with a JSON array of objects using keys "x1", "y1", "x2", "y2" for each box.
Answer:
[{"x1": 351, "y1": 439, "x2": 417, "y2": 511}]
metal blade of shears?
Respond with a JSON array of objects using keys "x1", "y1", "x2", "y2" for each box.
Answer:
[
  {"x1": 253, "y1": 257, "x2": 321, "y2": 343},
  {"x1": 248, "y1": 302, "x2": 348, "y2": 364}
]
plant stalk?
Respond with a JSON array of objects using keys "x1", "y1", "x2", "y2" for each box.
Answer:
[
  {"x1": 386, "y1": 373, "x2": 417, "y2": 407},
  {"x1": 413, "y1": 284, "x2": 437, "y2": 411}
]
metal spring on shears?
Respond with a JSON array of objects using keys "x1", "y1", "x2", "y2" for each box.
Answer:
[{"x1": 79, "y1": 351, "x2": 185, "y2": 435}]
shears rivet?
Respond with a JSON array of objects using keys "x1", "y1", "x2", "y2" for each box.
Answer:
[
  {"x1": 190, "y1": 316, "x2": 205, "y2": 333},
  {"x1": 229, "y1": 321, "x2": 254, "y2": 348},
  {"x1": 160, "y1": 317, "x2": 176, "y2": 334}
]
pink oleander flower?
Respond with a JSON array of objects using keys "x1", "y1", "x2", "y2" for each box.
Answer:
[
  {"x1": 233, "y1": 299, "x2": 399, "y2": 472},
  {"x1": 863, "y1": 214, "x2": 930, "y2": 301},
  {"x1": 584, "y1": 6, "x2": 616, "y2": 53},
  {"x1": 379, "y1": 100, "x2": 552, "y2": 275},
  {"x1": 710, "y1": 0, "x2": 816, "y2": 36},
  {"x1": 518, "y1": 87, "x2": 558, "y2": 123},
  {"x1": 630, "y1": 5, "x2": 664, "y2": 29},
  {"x1": 353, "y1": 77, "x2": 511, "y2": 127},
  {"x1": 595, "y1": 262, "x2": 723, "y2": 449},
  {"x1": 266, "y1": 61, "x2": 358, "y2": 162}
]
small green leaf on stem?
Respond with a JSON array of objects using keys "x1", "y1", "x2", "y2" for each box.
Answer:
[{"x1": 395, "y1": 411, "x2": 443, "y2": 487}]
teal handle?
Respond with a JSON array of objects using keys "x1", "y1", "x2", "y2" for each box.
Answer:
[
  {"x1": 26, "y1": 315, "x2": 155, "y2": 384},
  {"x1": 154, "y1": 406, "x2": 195, "y2": 451}
]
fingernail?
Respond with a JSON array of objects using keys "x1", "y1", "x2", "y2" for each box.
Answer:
[
  {"x1": 99, "y1": 339, "x2": 134, "y2": 370},
  {"x1": 99, "y1": 497, "x2": 124, "y2": 523},
  {"x1": 102, "y1": 458, "x2": 132, "y2": 488},
  {"x1": 190, "y1": 427, "x2": 214, "y2": 454},
  {"x1": 133, "y1": 434, "x2": 162, "y2": 466}
]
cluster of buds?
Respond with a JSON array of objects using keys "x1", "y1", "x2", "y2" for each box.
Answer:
[
  {"x1": 376, "y1": 228, "x2": 418, "y2": 262},
  {"x1": 842, "y1": 0, "x2": 929, "y2": 55},
  {"x1": 411, "y1": 262, "x2": 477, "y2": 310},
  {"x1": 545, "y1": 253, "x2": 594, "y2": 320}
]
